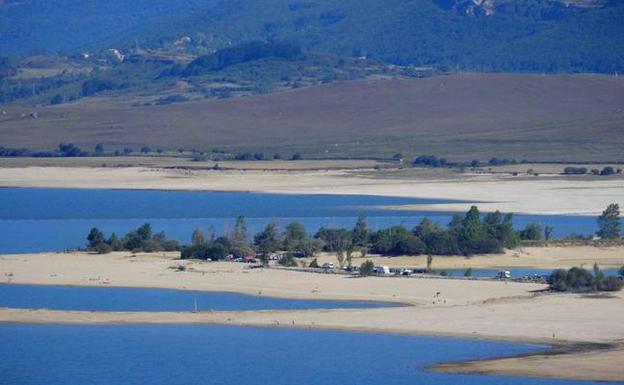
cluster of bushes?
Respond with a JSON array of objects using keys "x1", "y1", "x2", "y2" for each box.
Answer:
[
  {"x1": 86, "y1": 223, "x2": 180, "y2": 254},
  {"x1": 564, "y1": 166, "x2": 622, "y2": 176},
  {"x1": 0, "y1": 143, "x2": 88, "y2": 158},
  {"x1": 181, "y1": 41, "x2": 305, "y2": 77},
  {"x1": 412, "y1": 155, "x2": 447, "y2": 167},
  {"x1": 548, "y1": 265, "x2": 623, "y2": 292}
]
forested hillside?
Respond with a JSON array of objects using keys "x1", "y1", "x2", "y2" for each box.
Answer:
[{"x1": 1, "y1": 0, "x2": 623, "y2": 73}]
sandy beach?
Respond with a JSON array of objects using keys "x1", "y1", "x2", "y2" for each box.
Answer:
[
  {"x1": 1, "y1": 251, "x2": 623, "y2": 381},
  {"x1": 0, "y1": 165, "x2": 623, "y2": 381},
  {"x1": 0, "y1": 166, "x2": 622, "y2": 215}
]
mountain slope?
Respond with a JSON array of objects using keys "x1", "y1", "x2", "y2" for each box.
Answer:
[{"x1": 1, "y1": 0, "x2": 622, "y2": 73}]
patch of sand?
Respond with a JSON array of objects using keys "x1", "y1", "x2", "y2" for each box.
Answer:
[
  {"x1": 1, "y1": 251, "x2": 623, "y2": 382},
  {"x1": 306, "y1": 246, "x2": 624, "y2": 270},
  {"x1": 0, "y1": 166, "x2": 622, "y2": 215}
]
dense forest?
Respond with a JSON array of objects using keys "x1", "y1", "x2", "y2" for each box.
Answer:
[{"x1": 1, "y1": 0, "x2": 623, "y2": 73}]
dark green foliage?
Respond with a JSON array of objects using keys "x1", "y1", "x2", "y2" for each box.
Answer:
[
  {"x1": 58, "y1": 143, "x2": 86, "y2": 157},
  {"x1": 315, "y1": 228, "x2": 352, "y2": 252},
  {"x1": 548, "y1": 266, "x2": 622, "y2": 292},
  {"x1": 600, "y1": 166, "x2": 616, "y2": 176},
  {"x1": 352, "y1": 216, "x2": 370, "y2": 247},
  {"x1": 278, "y1": 254, "x2": 299, "y2": 267},
  {"x1": 370, "y1": 225, "x2": 426, "y2": 255},
  {"x1": 413, "y1": 155, "x2": 447, "y2": 167},
  {"x1": 183, "y1": 41, "x2": 304, "y2": 76},
  {"x1": 601, "y1": 276, "x2": 624, "y2": 292},
  {"x1": 359, "y1": 260, "x2": 375, "y2": 276},
  {"x1": 50, "y1": 94, "x2": 64, "y2": 105},
  {"x1": 563, "y1": 166, "x2": 588, "y2": 175},
  {"x1": 519, "y1": 222, "x2": 543, "y2": 241},
  {"x1": 464, "y1": 267, "x2": 473, "y2": 277},
  {"x1": 96, "y1": 242, "x2": 112, "y2": 254},
  {"x1": 86, "y1": 223, "x2": 179, "y2": 254},
  {"x1": 2, "y1": 0, "x2": 622, "y2": 74},
  {"x1": 597, "y1": 203, "x2": 621, "y2": 239},
  {"x1": 254, "y1": 223, "x2": 282, "y2": 254},
  {"x1": 87, "y1": 228, "x2": 105, "y2": 249},
  {"x1": 81, "y1": 78, "x2": 118, "y2": 97},
  {"x1": 308, "y1": 258, "x2": 320, "y2": 268}
]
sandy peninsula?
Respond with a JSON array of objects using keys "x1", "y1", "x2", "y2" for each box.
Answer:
[
  {"x1": 1, "y1": 251, "x2": 623, "y2": 382},
  {"x1": 0, "y1": 165, "x2": 622, "y2": 215}
]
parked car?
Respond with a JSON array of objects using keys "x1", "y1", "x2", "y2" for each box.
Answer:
[
  {"x1": 322, "y1": 262, "x2": 335, "y2": 269},
  {"x1": 374, "y1": 266, "x2": 391, "y2": 275}
]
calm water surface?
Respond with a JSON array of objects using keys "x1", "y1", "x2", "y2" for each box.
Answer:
[
  {"x1": 0, "y1": 284, "x2": 398, "y2": 311},
  {"x1": 0, "y1": 324, "x2": 614, "y2": 385},
  {"x1": 0, "y1": 188, "x2": 602, "y2": 253}
]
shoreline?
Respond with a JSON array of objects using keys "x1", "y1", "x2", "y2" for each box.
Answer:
[
  {"x1": 1, "y1": 307, "x2": 622, "y2": 382},
  {"x1": 0, "y1": 251, "x2": 623, "y2": 382},
  {"x1": 0, "y1": 166, "x2": 622, "y2": 215}
]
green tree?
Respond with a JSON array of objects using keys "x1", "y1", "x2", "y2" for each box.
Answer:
[
  {"x1": 137, "y1": 223, "x2": 152, "y2": 241},
  {"x1": 597, "y1": 203, "x2": 621, "y2": 239},
  {"x1": 426, "y1": 254, "x2": 433, "y2": 272},
  {"x1": 520, "y1": 222, "x2": 543, "y2": 241},
  {"x1": 108, "y1": 233, "x2": 123, "y2": 251},
  {"x1": 191, "y1": 228, "x2": 205, "y2": 247},
  {"x1": 352, "y1": 215, "x2": 369, "y2": 247},
  {"x1": 254, "y1": 223, "x2": 281, "y2": 254},
  {"x1": 87, "y1": 227, "x2": 105, "y2": 249},
  {"x1": 230, "y1": 216, "x2": 252, "y2": 257},
  {"x1": 464, "y1": 267, "x2": 473, "y2": 277},
  {"x1": 544, "y1": 225, "x2": 554, "y2": 241},
  {"x1": 283, "y1": 221, "x2": 308, "y2": 250}
]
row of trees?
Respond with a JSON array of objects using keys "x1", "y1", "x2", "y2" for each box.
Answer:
[
  {"x1": 180, "y1": 217, "x2": 324, "y2": 261},
  {"x1": 178, "y1": 207, "x2": 544, "y2": 262},
  {"x1": 88, "y1": 204, "x2": 621, "y2": 259},
  {"x1": 87, "y1": 223, "x2": 180, "y2": 254}
]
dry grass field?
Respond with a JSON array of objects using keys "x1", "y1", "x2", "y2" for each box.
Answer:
[{"x1": 2, "y1": 73, "x2": 623, "y2": 161}]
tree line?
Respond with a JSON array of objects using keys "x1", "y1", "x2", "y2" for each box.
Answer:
[
  {"x1": 86, "y1": 204, "x2": 622, "y2": 260},
  {"x1": 177, "y1": 207, "x2": 547, "y2": 261},
  {"x1": 86, "y1": 223, "x2": 180, "y2": 254}
]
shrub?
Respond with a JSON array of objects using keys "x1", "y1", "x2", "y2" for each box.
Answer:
[
  {"x1": 599, "y1": 276, "x2": 624, "y2": 292},
  {"x1": 279, "y1": 254, "x2": 298, "y2": 267},
  {"x1": 309, "y1": 258, "x2": 320, "y2": 268},
  {"x1": 96, "y1": 242, "x2": 112, "y2": 254},
  {"x1": 359, "y1": 260, "x2": 375, "y2": 276}
]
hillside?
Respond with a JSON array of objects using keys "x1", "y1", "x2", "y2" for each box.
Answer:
[
  {"x1": 1, "y1": 0, "x2": 623, "y2": 73},
  {"x1": 1, "y1": 74, "x2": 622, "y2": 162}
]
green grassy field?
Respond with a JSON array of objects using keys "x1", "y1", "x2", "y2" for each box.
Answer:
[{"x1": 1, "y1": 73, "x2": 623, "y2": 162}]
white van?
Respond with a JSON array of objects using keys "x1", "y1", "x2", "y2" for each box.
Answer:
[{"x1": 374, "y1": 266, "x2": 391, "y2": 275}]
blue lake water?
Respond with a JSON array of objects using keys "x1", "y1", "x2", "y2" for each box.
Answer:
[
  {"x1": 0, "y1": 324, "x2": 614, "y2": 385},
  {"x1": 0, "y1": 188, "x2": 603, "y2": 253},
  {"x1": 0, "y1": 284, "x2": 398, "y2": 311},
  {"x1": 440, "y1": 267, "x2": 621, "y2": 279}
]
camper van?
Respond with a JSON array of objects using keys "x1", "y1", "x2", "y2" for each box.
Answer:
[{"x1": 497, "y1": 270, "x2": 512, "y2": 279}]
